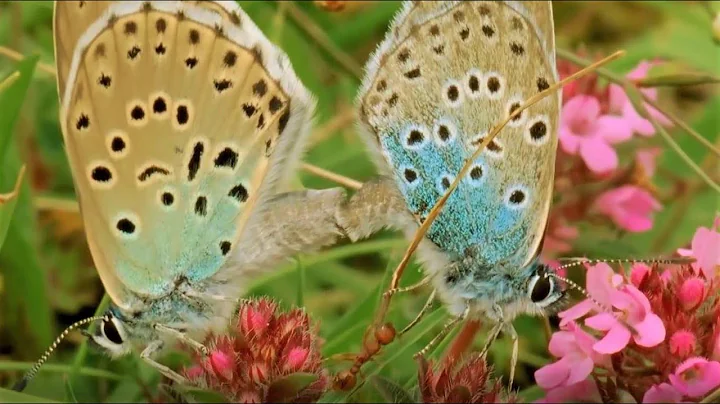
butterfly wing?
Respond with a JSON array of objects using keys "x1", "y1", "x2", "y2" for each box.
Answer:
[
  {"x1": 357, "y1": 1, "x2": 559, "y2": 270},
  {"x1": 56, "y1": 1, "x2": 313, "y2": 305}
]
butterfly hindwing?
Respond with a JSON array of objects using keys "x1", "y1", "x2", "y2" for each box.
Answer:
[
  {"x1": 357, "y1": 1, "x2": 559, "y2": 270},
  {"x1": 59, "y1": 1, "x2": 312, "y2": 299}
]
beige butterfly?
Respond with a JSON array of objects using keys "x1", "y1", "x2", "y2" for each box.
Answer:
[{"x1": 16, "y1": 0, "x2": 345, "y2": 389}]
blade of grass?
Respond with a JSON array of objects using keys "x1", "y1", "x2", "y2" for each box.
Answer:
[
  {"x1": 0, "y1": 55, "x2": 54, "y2": 354},
  {"x1": 0, "y1": 361, "x2": 123, "y2": 381},
  {"x1": 0, "y1": 387, "x2": 60, "y2": 403}
]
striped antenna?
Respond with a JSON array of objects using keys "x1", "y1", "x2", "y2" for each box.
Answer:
[
  {"x1": 12, "y1": 315, "x2": 108, "y2": 391},
  {"x1": 555, "y1": 257, "x2": 694, "y2": 272}
]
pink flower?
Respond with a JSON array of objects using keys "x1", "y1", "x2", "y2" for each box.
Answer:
[
  {"x1": 559, "y1": 263, "x2": 666, "y2": 354},
  {"x1": 559, "y1": 263, "x2": 623, "y2": 327},
  {"x1": 607, "y1": 61, "x2": 672, "y2": 137},
  {"x1": 534, "y1": 323, "x2": 611, "y2": 389},
  {"x1": 677, "y1": 218, "x2": 720, "y2": 278},
  {"x1": 559, "y1": 95, "x2": 632, "y2": 174},
  {"x1": 668, "y1": 357, "x2": 720, "y2": 398},
  {"x1": 536, "y1": 379, "x2": 602, "y2": 403},
  {"x1": 636, "y1": 147, "x2": 662, "y2": 178},
  {"x1": 595, "y1": 185, "x2": 661, "y2": 232},
  {"x1": 642, "y1": 382, "x2": 685, "y2": 403}
]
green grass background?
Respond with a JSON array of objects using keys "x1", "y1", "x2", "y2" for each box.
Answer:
[{"x1": 0, "y1": 1, "x2": 718, "y2": 402}]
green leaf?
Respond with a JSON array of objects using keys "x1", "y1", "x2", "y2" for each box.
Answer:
[
  {"x1": 370, "y1": 374, "x2": 417, "y2": 403},
  {"x1": 62, "y1": 376, "x2": 78, "y2": 403},
  {"x1": 0, "y1": 165, "x2": 24, "y2": 248},
  {"x1": 266, "y1": 372, "x2": 319, "y2": 403},
  {"x1": 0, "y1": 387, "x2": 59, "y2": 403},
  {"x1": 0, "y1": 55, "x2": 55, "y2": 354},
  {"x1": 178, "y1": 386, "x2": 229, "y2": 404}
]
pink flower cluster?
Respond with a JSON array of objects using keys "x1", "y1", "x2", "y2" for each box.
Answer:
[
  {"x1": 559, "y1": 61, "x2": 670, "y2": 175},
  {"x1": 544, "y1": 58, "x2": 670, "y2": 261},
  {"x1": 183, "y1": 299, "x2": 328, "y2": 403},
  {"x1": 418, "y1": 355, "x2": 517, "y2": 403},
  {"x1": 536, "y1": 220, "x2": 720, "y2": 403}
]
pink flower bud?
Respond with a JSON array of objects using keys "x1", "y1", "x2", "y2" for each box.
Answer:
[
  {"x1": 185, "y1": 365, "x2": 204, "y2": 380},
  {"x1": 249, "y1": 362, "x2": 268, "y2": 384},
  {"x1": 210, "y1": 351, "x2": 233, "y2": 380},
  {"x1": 630, "y1": 263, "x2": 651, "y2": 286},
  {"x1": 239, "y1": 300, "x2": 275, "y2": 338},
  {"x1": 285, "y1": 347, "x2": 310, "y2": 371},
  {"x1": 669, "y1": 330, "x2": 696, "y2": 357},
  {"x1": 678, "y1": 277, "x2": 705, "y2": 310}
]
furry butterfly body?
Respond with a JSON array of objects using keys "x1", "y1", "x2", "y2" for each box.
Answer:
[
  {"x1": 46, "y1": 0, "x2": 346, "y2": 383},
  {"x1": 340, "y1": 1, "x2": 565, "y2": 327}
]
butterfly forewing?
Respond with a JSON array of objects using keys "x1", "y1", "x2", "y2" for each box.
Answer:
[
  {"x1": 59, "y1": 2, "x2": 309, "y2": 299},
  {"x1": 53, "y1": 1, "x2": 114, "y2": 98},
  {"x1": 358, "y1": 1, "x2": 559, "y2": 269}
]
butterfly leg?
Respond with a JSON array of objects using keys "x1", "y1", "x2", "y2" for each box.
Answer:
[
  {"x1": 414, "y1": 305, "x2": 469, "y2": 359},
  {"x1": 140, "y1": 340, "x2": 188, "y2": 385},
  {"x1": 384, "y1": 276, "x2": 430, "y2": 298},
  {"x1": 479, "y1": 321, "x2": 503, "y2": 359},
  {"x1": 400, "y1": 289, "x2": 436, "y2": 335},
  {"x1": 504, "y1": 323, "x2": 519, "y2": 388},
  {"x1": 153, "y1": 323, "x2": 208, "y2": 356}
]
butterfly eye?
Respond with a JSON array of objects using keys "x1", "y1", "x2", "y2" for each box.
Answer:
[
  {"x1": 528, "y1": 274, "x2": 555, "y2": 307},
  {"x1": 101, "y1": 318, "x2": 124, "y2": 345}
]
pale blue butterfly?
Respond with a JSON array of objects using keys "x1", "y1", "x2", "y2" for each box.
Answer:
[
  {"x1": 337, "y1": 0, "x2": 564, "y2": 383},
  {"x1": 16, "y1": 0, "x2": 347, "y2": 389}
]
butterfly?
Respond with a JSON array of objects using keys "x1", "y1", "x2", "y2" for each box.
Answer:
[
  {"x1": 16, "y1": 0, "x2": 347, "y2": 389},
  {"x1": 337, "y1": 0, "x2": 564, "y2": 383}
]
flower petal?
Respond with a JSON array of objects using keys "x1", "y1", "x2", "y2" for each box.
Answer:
[
  {"x1": 580, "y1": 136, "x2": 618, "y2": 174},
  {"x1": 596, "y1": 115, "x2": 634, "y2": 144},
  {"x1": 593, "y1": 324, "x2": 631, "y2": 354},
  {"x1": 585, "y1": 313, "x2": 618, "y2": 331},
  {"x1": 535, "y1": 358, "x2": 571, "y2": 389},
  {"x1": 559, "y1": 301, "x2": 594, "y2": 327},
  {"x1": 632, "y1": 313, "x2": 666, "y2": 347},
  {"x1": 566, "y1": 357, "x2": 595, "y2": 386},
  {"x1": 643, "y1": 383, "x2": 683, "y2": 403}
]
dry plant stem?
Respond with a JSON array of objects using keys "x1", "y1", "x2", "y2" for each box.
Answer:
[
  {"x1": 369, "y1": 51, "x2": 625, "y2": 330},
  {"x1": 0, "y1": 70, "x2": 20, "y2": 93},
  {"x1": 0, "y1": 46, "x2": 55, "y2": 75},
  {"x1": 0, "y1": 166, "x2": 26, "y2": 202},
  {"x1": 300, "y1": 163, "x2": 362, "y2": 190},
  {"x1": 703, "y1": 386, "x2": 720, "y2": 403},
  {"x1": 442, "y1": 319, "x2": 481, "y2": 366},
  {"x1": 556, "y1": 48, "x2": 720, "y2": 160},
  {"x1": 283, "y1": 2, "x2": 364, "y2": 80}
]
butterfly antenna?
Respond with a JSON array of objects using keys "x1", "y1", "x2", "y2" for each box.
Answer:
[
  {"x1": 12, "y1": 315, "x2": 108, "y2": 391},
  {"x1": 556, "y1": 256, "x2": 694, "y2": 271},
  {"x1": 546, "y1": 272, "x2": 609, "y2": 312}
]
